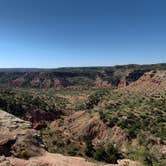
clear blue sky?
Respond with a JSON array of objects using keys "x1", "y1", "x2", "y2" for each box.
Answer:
[{"x1": 0, "y1": 0, "x2": 166, "y2": 68}]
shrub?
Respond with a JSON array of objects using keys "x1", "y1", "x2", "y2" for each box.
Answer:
[
  {"x1": 85, "y1": 140, "x2": 95, "y2": 157},
  {"x1": 67, "y1": 148, "x2": 77, "y2": 156},
  {"x1": 85, "y1": 90, "x2": 108, "y2": 109},
  {"x1": 94, "y1": 144, "x2": 123, "y2": 164},
  {"x1": 94, "y1": 146, "x2": 107, "y2": 161},
  {"x1": 20, "y1": 149, "x2": 29, "y2": 159}
]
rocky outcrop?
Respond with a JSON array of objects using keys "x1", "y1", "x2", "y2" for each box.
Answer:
[
  {"x1": 2, "y1": 154, "x2": 142, "y2": 166},
  {"x1": 25, "y1": 110, "x2": 62, "y2": 130},
  {"x1": 10, "y1": 77, "x2": 25, "y2": 87},
  {"x1": 50, "y1": 111, "x2": 110, "y2": 145},
  {"x1": 0, "y1": 156, "x2": 13, "y2": 166},
  {"x1": 127, "y1": 70, "x2": 166, "y2": 94},
  {"x1": 94, "y1": 76, "x2": 112, "y2": 87},
  {"x1": 0, "y1": 110, "x2": 45, "y2": 158},
  {"x1": 50, "y1": 111, "x2": 128, "y2": 147},
  {"x1": 118, "y1": 80, "x2": 128, "y2": 88}
]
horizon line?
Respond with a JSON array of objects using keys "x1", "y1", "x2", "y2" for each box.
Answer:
[{"x1": 0, "y1": 63, "x2": 165, "y2": 70}]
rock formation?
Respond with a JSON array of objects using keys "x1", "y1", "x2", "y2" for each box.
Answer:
[{"x1": 0, "y1": 110, "x2": 45, "y2": 158}]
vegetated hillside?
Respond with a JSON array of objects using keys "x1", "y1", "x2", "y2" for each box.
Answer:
[
  {"x1": 0, "y1": 63, "x2": 165, "y2": 88},
  {"x1": 0, "y1": 65, "x2": 165, "y2": 166},
  {"x1": 41, "y1": 70, "x2": 166, "y2": 166},
  {"x1": 0, "y1": 88, "x2": 68, "y2": 129}
]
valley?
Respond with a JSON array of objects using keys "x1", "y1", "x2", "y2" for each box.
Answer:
[{"x1": 0, "y1": 64, "x2": 166, "y2": 166}]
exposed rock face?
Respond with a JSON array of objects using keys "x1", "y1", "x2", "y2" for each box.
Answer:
[
  {"x1": 50, "y1": 111, "x2": 110, "y2": 145},
  {"x1": 94, "y1": 76, "x2": 112, "y2": 87},
  {"x1": 118, "y1": 80, "x2": 128, "y2": 88},
  {"x1": 130, "y1": 70, "x2": 166, "y2": 85},
  {"x1": 30, "y1": 77, "x2": 41, "y2": 87},
  {"x1": 25, "y1": 110, "x2": 61, "y2": 130},
  {"x1": 54, "y1": 79, "x2": 64, "y2": 88},
  {"x1": 127, "y1": 70, "x2": 166, "y2": 93},
  {"x1": 109, "y1": 126, "x2": 128, "y2": 147},
  {"x1": 11, "y1": 77, "x2": 25, "y2": 87},
  {"x1": 7, "y1": 153, "x2": 142, "y2": 166},
  {"x1": 1, "y1": 64, "x2": 165, "y2": 89},
  {"x1": 0, "y1": 110, "x2": 45, "y2": 158},
  {"x1": 50, "y1": 111, "x2": 128, "y2": 147},
  {"x1": 0, "y1": 156, "x2": 13, "y2": 166}
]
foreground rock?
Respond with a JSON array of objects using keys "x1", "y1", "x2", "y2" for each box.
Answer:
[
  {"x1": 7, "y1": 153, "x2": 142, "y2": 166},
  {"x1": 0, "y1": 156, "x2": 11, "y2": 166},
  {"x1": 0, "y1": 110, "x2": 45, "y2": 158}
]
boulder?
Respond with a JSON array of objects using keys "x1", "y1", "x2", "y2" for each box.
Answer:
[{"x1": 0, "y1": 110, "x2": 45, "y2": 158}]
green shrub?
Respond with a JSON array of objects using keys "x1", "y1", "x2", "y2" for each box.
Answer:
[
  {"x1": 20, "y1": 149, "x2": 29, "y2": 159},
  {"x1": 67, "y1": 148, "x2": 77, "y2": 156},
  {"x1": 85, "y1": 90, "x2": 108, "y2": 109},
  {"x1": 94, "y1": 144, "x2": 123, "y2": 164},
  {"x1": 85, "y1": 140, "x2": 95, "y2": 157}
]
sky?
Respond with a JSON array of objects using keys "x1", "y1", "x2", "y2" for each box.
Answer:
[{"x1": 0, "y1": 0, "x2": 166, "y2": 68}]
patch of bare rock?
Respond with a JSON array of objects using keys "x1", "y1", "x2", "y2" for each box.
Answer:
[
  {"x1": 50, "y1": 111, "x2": 128, "y2": 147},
  {"x1": 0, "y1": 109, "x2": 45, "y2": 158},
  {"x1": 7, "y1": 153, "x2": 142, "y2": 166},
  {"x1": 127, "y1": 70, "x2": 166, "y2": 93}
]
